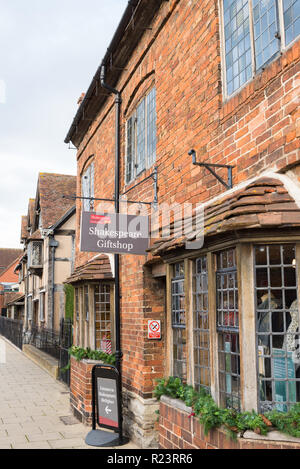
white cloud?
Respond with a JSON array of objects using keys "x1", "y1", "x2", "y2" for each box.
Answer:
[{"x1": 0, "y1": 0, "x2": 128, "y2": 247}]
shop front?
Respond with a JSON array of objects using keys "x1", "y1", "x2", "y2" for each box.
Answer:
[{"x1": 150, "y1": 175, "x2": 300, "y2": 448}]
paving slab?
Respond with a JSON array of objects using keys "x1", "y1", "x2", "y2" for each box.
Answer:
[{"x1": 0, "y1": 337, "x2": 139, "y2": 450}]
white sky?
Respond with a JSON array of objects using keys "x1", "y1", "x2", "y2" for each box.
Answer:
[{"x1": 0, "y1": 0, "x2": 128, "y2": 248}]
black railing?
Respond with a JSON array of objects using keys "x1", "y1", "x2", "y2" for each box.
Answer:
[
  {"x1": 0, "y1": 317, "x2": 23, "y2": 350},
  {"x1": 59, "y1": 318, "x2": 73, "y2": 386},
  {"x1": 26, "y1": 319, "x2": 73, "y2": 386},
  {"x1": 28, "y1": 325, "x2": 61, "y2": 360}
]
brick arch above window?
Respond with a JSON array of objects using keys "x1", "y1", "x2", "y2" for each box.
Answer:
[{"x1": 123, "y1": 70, "x2": 155, "y2": 119}]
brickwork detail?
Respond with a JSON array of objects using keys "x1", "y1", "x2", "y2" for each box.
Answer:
[{"x1": 159, "y1": 399, "x2": 300, "y2": 450}]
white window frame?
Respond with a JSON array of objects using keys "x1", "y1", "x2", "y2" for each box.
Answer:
[
  {"x1": 220, "y1": 0, "x2": 300, "y2": 99},
  {"x1": 125, "y1": 87, "x2": 156, "y2": 185}
]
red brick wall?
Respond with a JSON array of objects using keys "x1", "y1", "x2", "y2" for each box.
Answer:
[
  {"x1": 70, "y1": 356, "x2": 95, "y2": 425},
  {"x1": 73, "y1": 0, "x2": 300, "y2": 400},
  {"x1": 159, "y1": 398, "x2": 300, "y2": 450}
]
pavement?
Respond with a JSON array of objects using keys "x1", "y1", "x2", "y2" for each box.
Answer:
[{"x1": 0, "y1": 337, "x2": 138, "y2": 449}]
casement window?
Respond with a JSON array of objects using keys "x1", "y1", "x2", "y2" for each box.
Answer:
[
  {"x1": 74, "y1": 283, "x2": 114, "y2": 353},
  {"x1": 255, "y1": 244, "x2": 300, "y2": 412},
  {"x1": 81, "y1": 162, "x2": 94, "y2": 211},
  {"x1": 94, "y1": 284, "x2": 113, "y2": 354},
  {"x1": 171, "y1": 262, "x2": 187, "y2": 382},
  {"x1": 216, "y1": 248, "x2": 241, "y2": 411},
  {"x1": 84, "y1": 285, "x2": 89, "y2": 322},
  {"x1": 75, "y1": 288, "x2": 79, "y2": 322},
  {"x1": 39, "y1": 292, "x2": 45, "y2": 322},
  {"x1": 28, "y1": 241, "x2": 43, "y2": 268},
  {"x1": 193, "y1": 256, "x2": 211, "y2": 392},
  {"x1": 126, "y1": 87, "x2": 156, "y2": 184},
  {"x1": 222, "y1": 0, "x2": 300, "y2": 97},
  {"x1": 27, "y1": 295, "x2": 33, "y2": 321}
]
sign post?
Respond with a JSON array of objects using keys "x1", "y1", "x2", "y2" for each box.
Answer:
[{"x1": 85, "y1": 364, "x2": 129, "y2": 447}]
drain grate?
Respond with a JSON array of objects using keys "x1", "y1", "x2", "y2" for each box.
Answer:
[{"x1": 59, "y1": 415, "x2": 79, "y2": 426}]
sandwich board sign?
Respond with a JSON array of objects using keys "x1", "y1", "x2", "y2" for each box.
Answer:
[
  {"x1": 80, "y1": 211, "x2": 149, "y2": 255},
  {"x1": 85, "y1": 364, "x2": 128, "y2": 447}
]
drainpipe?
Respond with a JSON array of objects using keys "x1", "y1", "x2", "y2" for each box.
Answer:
[
  {"x1": 49, "y1": 236, "x2": 59, "y2": 330},
  {"x1": 100, "y1": 64, "x2": 124, "y2": 439}
]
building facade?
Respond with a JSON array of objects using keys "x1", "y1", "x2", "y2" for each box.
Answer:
[
  {"x1": 20, "y1": 173, "x2": 76, "y2": 333},
  {"x1": 65, "y1": 0, "x2": 300, "y2": 448}
]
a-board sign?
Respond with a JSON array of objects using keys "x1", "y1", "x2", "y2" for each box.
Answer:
[
  {"x1": 80, "y1": 211, "x2": 149, "y2": 255},
  {"x1": 94, "y1": 365, "x2": 121, "y2": 432}
]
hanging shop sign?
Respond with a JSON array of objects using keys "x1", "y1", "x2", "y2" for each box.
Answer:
[
  {"x1": 80, "y1": 211, "x2": 149, "y2": 255},
  {"x1": 148, "y1": 320, "x2": 161, "y2": 340}
]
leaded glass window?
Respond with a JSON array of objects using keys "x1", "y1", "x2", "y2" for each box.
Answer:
[
  {"x1": 193, "y1": 256, "x2": 210, "y2": 392},
  {"x1": 223, "y1": 0, "x2": 252, "y2": 96},
  {"x1": 126, "y1": 87, "x2": 156, "y2": 183},
  {"x1": 222, "y1": 1, "x2": 300, "y2": 97},
  {"x1": 216, "y1": 248, "x2": 241, "y2": 410},
  {"x1": 171, "y1": 262, "x2": 187, "y2": 382},
  {"x1": 255, "y1": 244, "x2": 300, "y2": 412},
  {"x1": 81, "y1": 162, "x2": 94, "y2": 211},
  {"x1": 94, "y1": 284, "x2": 113, "y2": 354},
  {"x1": 253, "y1": 0, "x2": 280, "y2": 69},
  {"x1": 284, "y1": 0, "x2": 300, "y2": 45},
  {"x1": 84, "y1": 285, "x2": 89, "y2": 322}
]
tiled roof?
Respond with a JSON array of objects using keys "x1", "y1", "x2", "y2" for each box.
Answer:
[
  {"x1": 65, "y1": 255, "x2": 113, "y2": 284},
  {"x1": 150, "y1": 177, "x2": 300, "y2": 256},
  {"x1": 0, "y1": 255, "x2": 23, "y2": 283},
  {"x1": 4, "y1": 292, "x2": 25, "y2": 307},
  {"x1": 27, "y1": 229, "x2": 42, "y2": 241},
  {"x1": 38, "y1": 173, "x2": 76, "y2": 229},
  {"x1": 0, "y1": 249, "x2": 23, "y2": 273}
]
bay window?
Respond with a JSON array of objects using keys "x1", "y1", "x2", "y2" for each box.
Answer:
[{"x1": 167, "y1": 241, "x2": 300, "y2": 413}]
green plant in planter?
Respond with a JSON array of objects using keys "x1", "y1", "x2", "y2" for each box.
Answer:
[
  {"x1": 69, "y1": 345, "x2": 116, "y2": 365},
  {"x1": 154, "y1": 377, "x2": 300, "y2": 441},
  {"x1": 266, "y1": 403, "x2": 300, "y2": 438}
]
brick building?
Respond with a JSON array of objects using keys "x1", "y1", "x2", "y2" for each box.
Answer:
[{"x1": 65, "y1": 0, "x2": 300, "y2": 448}]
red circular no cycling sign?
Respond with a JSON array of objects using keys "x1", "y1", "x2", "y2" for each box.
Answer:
[{"x1": 148, "y1": 320, "x2": 161, "y2": 339}]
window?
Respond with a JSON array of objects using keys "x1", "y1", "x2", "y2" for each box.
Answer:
[
  {"x1": 94, "y1": 284, "x2": 112, "y2": 354},
  {"x1": 222, "y1": 0, "x2": 300, "y2": 97},
  {"x1": 75, "y1": 288, "x2": 79, "y2": 322},
  {"x1": 27, "y1": 296, "x2": 33, "y2": 321},
  {"x1": 193, "y1": 256, "x2": 210, "y2": 392},
  {"x1": 28, "y1": 241, "x2": 43, "y2": 267},
  {"x1": 39, "y1": 292, "x2": 45, "y2": 321},
  {"x1": 81, "y1": 162, "x2": 94, "y2": 211},
  {"x1": 171, "y1": 262, "x2": 187, "y2": 382},
  {"x1": 126, "y1": 87, "x2": 156, "y2": 183},
  {"x1": 255, "y1": 244, "x2": 300, "y2": 412},
  {"x1": 84, "y1": 285, "x2": 89, "y2": 322},
  {"x1": 216, "y1": 248, "x2": 241, "y2": 410}
]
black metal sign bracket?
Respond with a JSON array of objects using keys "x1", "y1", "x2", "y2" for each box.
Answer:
[{"x1": 189, "y1": 149, "x2": 234, "y2": 190}]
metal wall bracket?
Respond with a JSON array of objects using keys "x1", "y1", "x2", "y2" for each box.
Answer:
[{"x1": 189, "y1": 149, "x2": 234, "y2": 189}]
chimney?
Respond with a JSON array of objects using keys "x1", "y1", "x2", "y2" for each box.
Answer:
[{"x1": 77, "y1": 92, "x2": 85, "y2": 107}]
